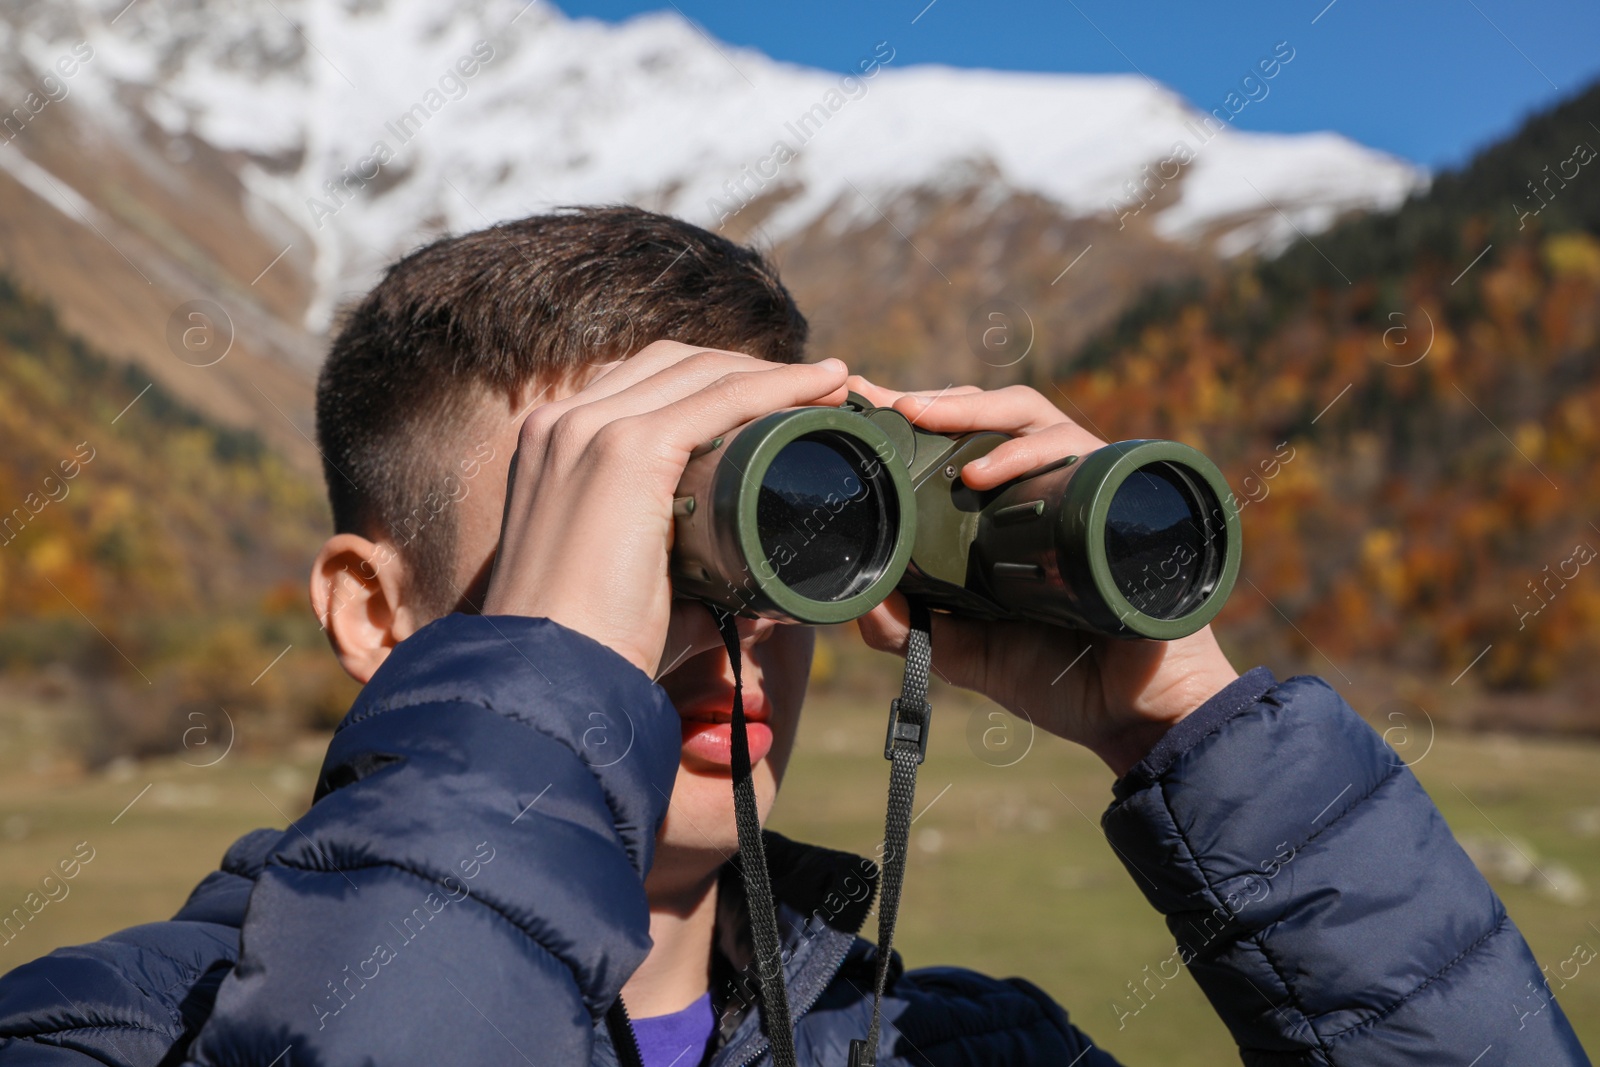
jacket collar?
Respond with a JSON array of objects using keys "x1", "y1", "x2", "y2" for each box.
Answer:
[
  {"x1": 707, "y1": 832, "x2": 881, "y2": 1066},
  {"x1": 187, "y1": 827, "x2": 880, "y2": 1067},
  {"x1": 590, "y1": 832, "x2": 882, "y2": 1067}
]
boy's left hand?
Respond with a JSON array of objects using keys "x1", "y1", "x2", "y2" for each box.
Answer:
[{"x1": 846, "y1": 376, "x2": 1239, "y2": 778}]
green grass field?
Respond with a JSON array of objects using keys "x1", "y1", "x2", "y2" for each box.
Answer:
[{"x1": 2, "y1": 679, "x2": 1597, "y2": 1063}]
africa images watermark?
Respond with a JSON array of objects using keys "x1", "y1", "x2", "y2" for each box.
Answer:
[
  {"x1": 306, "y1": 40, "x2": 498, "y2": 230},
  {"x1": 1515, "y1": 931, "x2": 1597, "y2": 1031},
  {"x1": 1111, "y1": 840, "x2": 1299, "y2": 1029},
  {"x1": 1513, "y1": 540, "x2": 1595, "y2": 631},
  {"x1": 1513, "y1": 140, "x2": 1596, "y2": 231},
  {"x1": 1, "y1": 41, "x2": 95, "y2": 147},
  {"x1": 0, "y1": 841, "x2": 97, "y2": 952},
  {"x1": 0, "y1": 441, "x2": 96, "y2": 547},
  {"x1": 1106, "y1": 39, "x2": 1297, "y2": 231},
  {"x1": 707, "y1": 443, "x2": 881, "y2": 616},
  {"x1": 721, "y1": 852, "x2": 879, "y2": 1013},
  {"x1": 707, "y1": 40, "x2": 897, "y2": 228},
  {"x1": 323, "y1": 440, "x2": 497, "y2": 628},
  {"x1": 313, "y1": 840, "x2": 497, "y2": 1029}
]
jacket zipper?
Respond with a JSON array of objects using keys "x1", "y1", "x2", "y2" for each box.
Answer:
[{"x1": 607, "y1": 995, "x2": 648, "y2": 1067}]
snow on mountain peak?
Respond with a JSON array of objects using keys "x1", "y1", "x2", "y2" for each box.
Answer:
[{"x1": 8, "y1": 0, "x2": 1426, "y2": 328}]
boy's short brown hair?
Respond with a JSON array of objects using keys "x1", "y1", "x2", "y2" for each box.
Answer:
[{"x1": 316, "y1": 205, "x2": 809, "y2": 615}]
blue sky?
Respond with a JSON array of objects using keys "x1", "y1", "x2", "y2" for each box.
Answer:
[{"x1": 553, "y1": 0, "x2": 1600, "y2": 171}]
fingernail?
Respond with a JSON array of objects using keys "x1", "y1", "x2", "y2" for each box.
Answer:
[{"x1": 966, "y1": 456, "x2": 991, "y2": 472}]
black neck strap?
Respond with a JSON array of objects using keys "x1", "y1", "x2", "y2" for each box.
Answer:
[
  {"x1": 849, "y1": 600, "x2": 933, "y2": 1067},
  {"x1": 713, "y1": 607, "x2": 800, "y2": 1067},
  {"x1": 614, "y1": 606, "x2": 934, "y2": 1067}
]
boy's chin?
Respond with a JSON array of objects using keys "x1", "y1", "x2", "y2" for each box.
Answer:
[{"x1": 652, "y1": 762, "x2": 779, "y2": 873}]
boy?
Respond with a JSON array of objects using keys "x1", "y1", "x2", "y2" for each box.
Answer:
[{"x1": 0, "y1": 207, "x2": 1586, "y2": 1066}]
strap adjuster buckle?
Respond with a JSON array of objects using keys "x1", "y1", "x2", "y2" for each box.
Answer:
[{"x1": 884, "y1": 697, "x2": 933, "y2": 764}]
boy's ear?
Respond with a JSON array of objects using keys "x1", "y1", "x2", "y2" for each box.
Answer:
[{"x1": 309, "y1": 533, "x2": 421, "y2": 683}]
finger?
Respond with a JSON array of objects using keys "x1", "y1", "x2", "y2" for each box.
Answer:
[
  {"x1": 855, "y1": 594, "x2": 909, "y2": 655},
  {"x1": 605, "y1": 358, "x2": 851, "y2": 456},
  {"x1": 591, "y1": 340, "x2": 746, "y2": 391},
  {"x1": 530, "y1": 342, "x2": 760, "y2": 425},
  {"x1": 891, "y1": 385, "x2": 1076, "y2": 436},
  {"x1": 585, "y1": 359, "x2": 626, "y2": 381},
  {"x1": 530, "y1": 350, "x2": 829, "y2": 448},
  {"x1": 844, "y1": 374, "x2": 905, "y2": 408},
  {"x1": 904, "y1": 385, "x2": 983, "y2": 398},
  {"x1": 958, "y1": 422, "x2": 1108, "y2": 491},
  {"x1": 559, "y1": 341, "x2": 710, "y2": 399},
  {"x1": 854, "y1": 594, "x2": 998, "y2": 697}
]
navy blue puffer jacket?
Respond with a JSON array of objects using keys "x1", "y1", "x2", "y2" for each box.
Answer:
[{"x1": 0, "y1": 615, "x2": 1587, "y2": 1065}]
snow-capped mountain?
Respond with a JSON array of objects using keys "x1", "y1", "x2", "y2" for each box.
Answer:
[{"x1": 0, "y1": 0, "x2": 1425, "y2": 458}]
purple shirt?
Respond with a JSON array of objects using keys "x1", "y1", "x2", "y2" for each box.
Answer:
[{"x1": 630, "y1": 991, "x2": 715, "y2": 1067}]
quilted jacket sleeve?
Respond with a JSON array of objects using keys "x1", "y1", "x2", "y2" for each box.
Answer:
[
  {"x1": 1101, "y1": 668, "x2": 1590, "y2": 1066},
  {"x1": 178, "y1": 613, "x2": 682, "y2": 1067},
  {"x1": 0, "y1": 830, "x2": 277, "y2": 1065}
]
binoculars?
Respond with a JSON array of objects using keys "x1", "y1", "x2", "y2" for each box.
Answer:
[{"x1": 671, "y1": 393, "x2": 1241, "y2": 639}]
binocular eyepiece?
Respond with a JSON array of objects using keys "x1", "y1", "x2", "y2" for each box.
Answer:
[{"x1": 671, "y1": 393, "x2": 1241, "y2": 639}]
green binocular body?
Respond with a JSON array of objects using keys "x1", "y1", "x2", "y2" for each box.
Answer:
[{"x1": 669, "y1": 393, "x2": 1241, "y2": 639}]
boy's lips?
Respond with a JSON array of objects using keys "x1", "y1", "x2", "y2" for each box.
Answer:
[
  {"x1": 673, "y1": 685, "x2": 769, "y2": 724},
  {"x1": 673, "y1": 683, "x2": 772, "y2": 767}
]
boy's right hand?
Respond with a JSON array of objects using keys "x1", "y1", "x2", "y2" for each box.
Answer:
[{"x1": 481, "y1": 341, "x2": 849, "y2": 677}]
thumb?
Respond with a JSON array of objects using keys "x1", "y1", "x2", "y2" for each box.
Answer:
[
  {"x1": 855, "y1": 592, "x2": 988, "y2": 695},
  {"x1": 856, "y1": 592, "x2": 912, "y2": 655}
]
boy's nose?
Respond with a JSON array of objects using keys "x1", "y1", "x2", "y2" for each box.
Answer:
[{"x1": 737, "y1": 617, "x2": 778, "y2": 649}]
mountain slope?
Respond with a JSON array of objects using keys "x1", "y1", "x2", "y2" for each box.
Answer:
[
  {"x1": 0, "y1": 0, "x2": 1422, "y2": 453},
  {"x1": 0, "y1": 271, "x2": 353, "y2": 768},
  {"x1": 1067, "y1": 78, "x2": 1600, "y2": 721},
  {"x1": 5, "y1": 0, "x2": 1419, "y2": 321}
]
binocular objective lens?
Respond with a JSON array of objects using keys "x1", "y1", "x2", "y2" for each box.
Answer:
[
  {"x1": 1104, "y1": 462, "x2": 1220, "y2": 621},
  {"x1": 756, "y1": 434, "x2": 896, "y2": 603}
]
